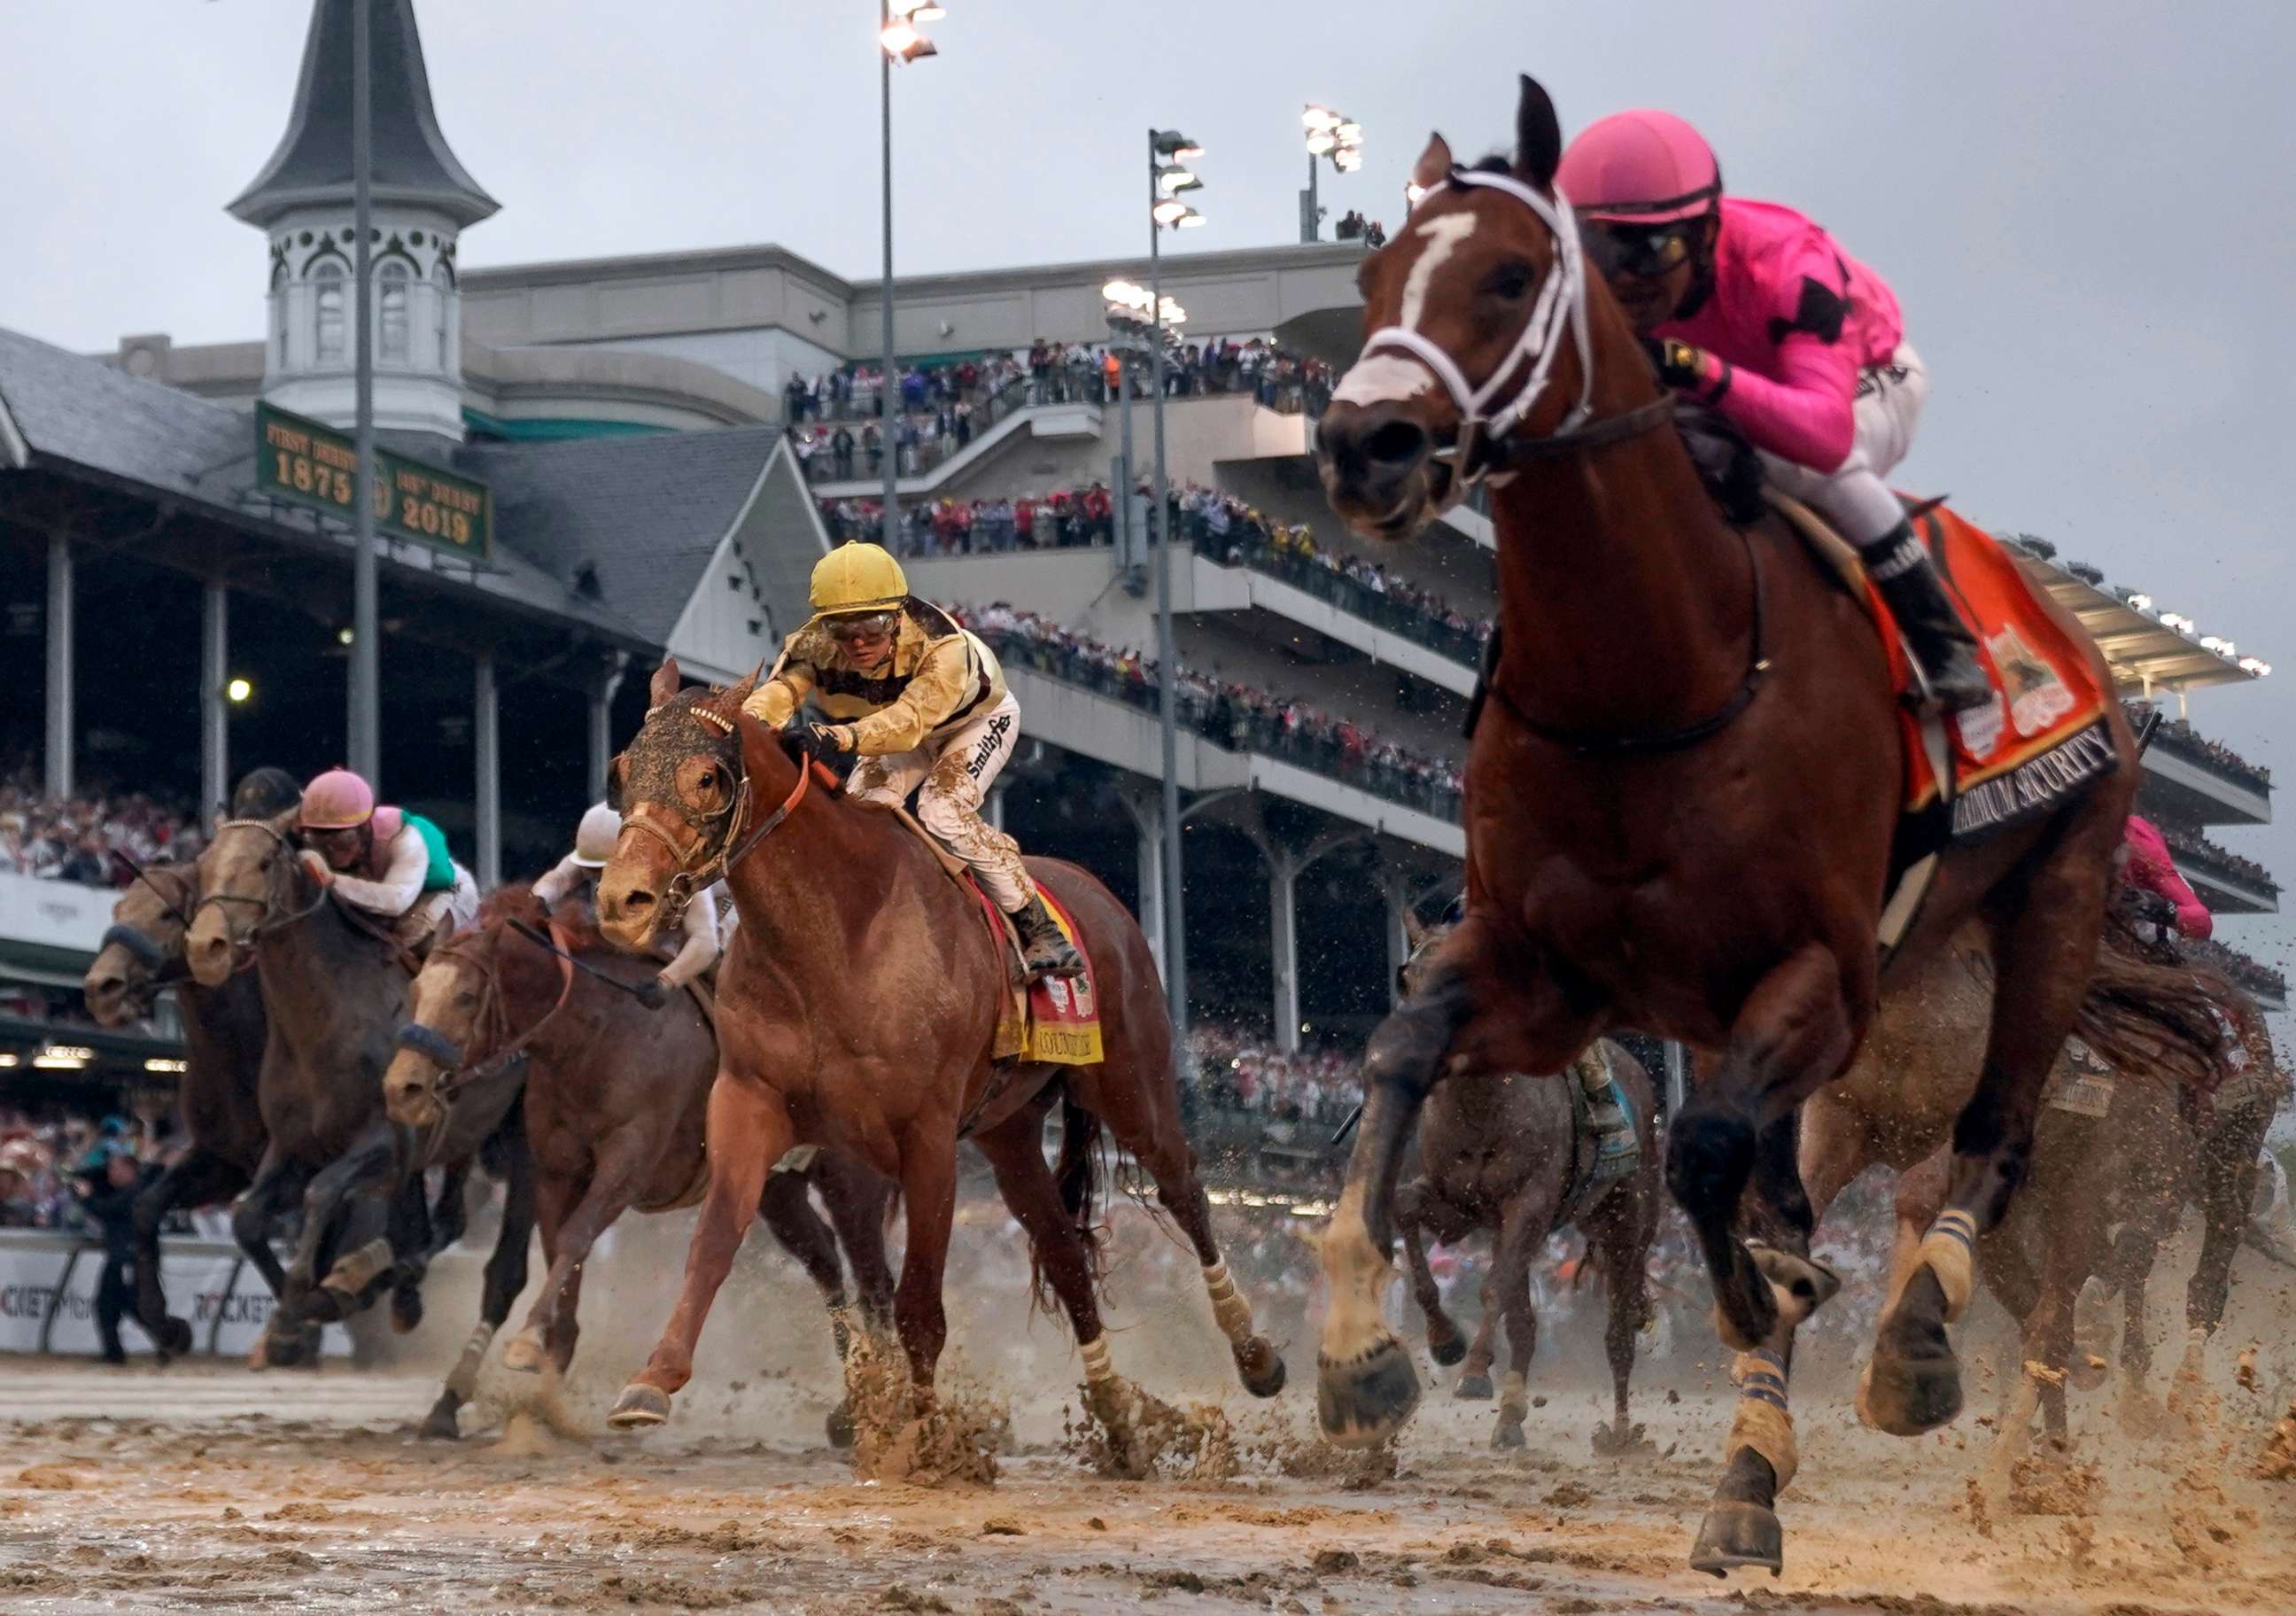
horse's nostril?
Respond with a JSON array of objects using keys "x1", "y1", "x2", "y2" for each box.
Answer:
[
  {"x1": 1363, "y1": 418, "x2": 1428, "y2": 468},
  {"x1": 622, "y1": 890, "x2": 655, "y2": 913}
]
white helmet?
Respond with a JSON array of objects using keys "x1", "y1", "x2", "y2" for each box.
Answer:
[{"x1": 571, "y1": 803, "x2": 623, "y2": 868}]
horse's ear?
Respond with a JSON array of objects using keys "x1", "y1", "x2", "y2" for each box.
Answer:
[
  {"x1": 720, "y1": 659, "x2": 764, "y2": 718},
  {"x1": 604, "y1": 753, "x2": 626, "y2": 812},
  {"x1": 1409, "y1": 132, "x2": 1454, "y2": 202},
  {"x1": 648, "y1": 656, "x2": 682, "y2": 709},
  {"x1": 1513, "y1": 74, "x2": 1563, "y2": 192}
]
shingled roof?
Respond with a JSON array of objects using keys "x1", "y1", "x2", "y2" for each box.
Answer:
[
  {"x1": 227, "y1": 0, "x2": 498, "y2": 229},
  {"x1": 459, "y1": 425, "x2": 786, "y2": 645}
]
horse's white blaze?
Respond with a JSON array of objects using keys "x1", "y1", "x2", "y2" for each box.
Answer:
[
  {"x1": 1400, "y1": 212, "x2": 1478, "y2": 332},
  {"x1": 1330, "y1": 353, "x2": 1434, "y2": 408}
]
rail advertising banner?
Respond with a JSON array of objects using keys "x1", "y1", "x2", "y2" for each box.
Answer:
[{"x1": 0, "y1": 1234, "x2": 350, "y2": 1358}]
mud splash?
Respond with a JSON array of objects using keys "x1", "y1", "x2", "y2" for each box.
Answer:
[{"x1": 842, "y1": 1330, "x2": 1006, "y2": 1485}]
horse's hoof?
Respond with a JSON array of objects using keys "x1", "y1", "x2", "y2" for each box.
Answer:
[
  {"x1": 1316, "y1": 1335, "x2": 1419, "y2": 1448},
  {"x1": 1858, "y1": 1349, "x2": 1963, "y2": 1437},
  {"x1": 607, "y1": 1383, "x2": 671, "y2": 1431},
  {"x1": 500, "y1": 1329, "x2": 547, "y2": 1375},
  {"x1": 1235, "y1": 1337, "x2": 1288, "y2": 1400},
  {"x1": 826, "y1": 1399, "x2": 857, "y2": 1450},
  {"x1": 420, "y1": 1400, "x2": 463, "y2": 1441},
  {"x1": 160, "y1": 1316, "x2": 195, "y2": 1356},
  {"x1": 1490, "y1": 1418, "x2": 1526, "y2": 1450},
  {"x1": 1454, "y1": 1372, "x2": 1494, "y2": 1402},
  {"x1": 390, "y1": 1285, "x2": 424, "y2": 1336},
  {"x1": 1688, "y1": 1500, "x2": 1783, "y2": 1578},
  {"x1": 1429, "y1": 1332, "x2": 1467, "y2": 1368},
  {"x1": 1592, "y1": 1420, "x2": 1655, "y2": 1458}
]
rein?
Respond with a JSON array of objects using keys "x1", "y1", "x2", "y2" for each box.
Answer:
[{"x1": 191, "y1": 818, "x2": 332, "y2": 971}]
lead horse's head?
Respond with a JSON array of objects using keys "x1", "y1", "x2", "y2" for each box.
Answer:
[
  {"x1": 1318, "y1": 74, "x2": 1622, "y2": 540},
  {"x1": 596, "y1": 656, "x2": 765, "y2": 952}
]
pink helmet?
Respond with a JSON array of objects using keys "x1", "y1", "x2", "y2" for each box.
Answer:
[
  {"x1": 299, "y1": 767, "x2": 376, "y2": 830},
  {"x1": 1556, "y1": 110, "x2": 1722, "y2": 225}
]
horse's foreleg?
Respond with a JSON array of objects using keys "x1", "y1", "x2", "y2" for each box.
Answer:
[
  {"x1": 1317, "y1": 962, "x2": 1488, "y2": 1445},
  {"x1": 1485, "y1": 1186, "x2": 1553, "y2": 1451},
  {"x1": 1393, "y1": 1182, "x2": 1459, "y2": 1365},
  {"x1": 609, "y1": 1078, "x2": 789, "y2": 1431},
  {"x1": 132, "y1": 1146, "x2": 246, "y2": 1356},
  {"x1": 423, "y1": 1130, "x2": 534, "y2": 1441},
  {"x1": 756, "y1": 1162, "x2": 860, "y2": 1447},
  {"x1": 230, "y1": 1145, "x2": 300, "y2": 1304},
  {"x1": 292, "y1": 1123, "x2": 402, "y2": 1320},
  {"x1": 1676, "y1": 944, "x2": 1857, "y2": 1580},
  {"x1": 1587, "y1": 1185, "x2": 1658, "y2": 1457},
  {"x1": 1456, "y1": 1264, "x2": 1501, "y2": 1397},
  {"x1": 507, "y1": 1134, "x2": 648, "y2": 1377},
  {"x1": 890, "y1": 1119, "x2": 960, "y2": 1393}
]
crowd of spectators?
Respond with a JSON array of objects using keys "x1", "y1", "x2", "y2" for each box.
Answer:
[
  {"x1": 955, "y1": 601, "x2": 1466, "y2": 820},
  {"x1": 786, "y1": 337, "x2": 1334, "y2": 485},
  {"x1": 1332, "y1": 211, "x2": 1387, "y2": 247},
  {"x1": 2125, "y1": 702, "x2": 2272, "y2": 791},
  {"x1": 2184, "y1": 936, "x2": 2289, "y2": 1000},
  {"x1": 1184, "y1": 1024, "x2": 1360, "y2": 1130},
  {"x1": 821, "y1": 479, "x2": 1494, "y2": 668},
  {"x1": 0, "y1": 766, "x2": 198, "y2": 889},
  {"x1": 0, "y1": 1105, "x2": 202, "y2": 1236},
  {"x1": 2152, "y1": 812, "x2": 2278, "y2": 896}
]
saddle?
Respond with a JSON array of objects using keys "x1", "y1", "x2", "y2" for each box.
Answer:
[{"x1": 882, "y1": 803, "x2": 1103, "y2": 1070}]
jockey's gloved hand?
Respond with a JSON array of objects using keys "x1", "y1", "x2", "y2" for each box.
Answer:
[
  {"x1": 633, "y1": 977, "x2": 671, "y2": 1010},
  {"x1": 295, "y1": 849, "x2": 335, "y2": 888},
  {"x1": 1640, "y1": 336, "x2": 1716, "y2": 394},
  {"x1": 801, "y1": 722, "x2": 855, "y2": 762}
]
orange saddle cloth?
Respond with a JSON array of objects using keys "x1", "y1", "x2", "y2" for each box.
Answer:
[
  {"x1": 966, "y1": 878, "x2": 1104, "y2": 1066},
  {"x1": 1867, "y1": 502, "x2": 2118, "y2": 848}
]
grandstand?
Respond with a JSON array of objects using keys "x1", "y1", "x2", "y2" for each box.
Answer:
[{"x1": 1, "y1": 0, "x2": 2278, "y2": 1116}]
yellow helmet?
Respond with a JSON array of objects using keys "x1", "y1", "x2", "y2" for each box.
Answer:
[{"x1": 810, "y1": 543, "x2": 908, "y2": 617}]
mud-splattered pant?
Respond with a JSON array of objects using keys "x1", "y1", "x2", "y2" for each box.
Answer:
[{"x1": 848, "y1": 692, "x2": 1032, "y2": 910}]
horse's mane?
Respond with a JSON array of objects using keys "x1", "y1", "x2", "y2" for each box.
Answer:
[{"x1": 472, "y1": 882, "x2": 606, "y2": 954}]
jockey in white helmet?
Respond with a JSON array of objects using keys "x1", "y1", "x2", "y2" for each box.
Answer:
[{"x1": 533, "y1": 802, "x2": 731, "y2": 1008}]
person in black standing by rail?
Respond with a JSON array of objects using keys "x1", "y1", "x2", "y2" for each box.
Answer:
[{"x1": 73, "y1": 1145, "x2": 157, "y2": 1366}]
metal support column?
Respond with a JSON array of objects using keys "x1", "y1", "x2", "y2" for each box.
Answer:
[
  {"x1": 1382, "y1": 877, "x2": 1414, "y2": 1009},
  {"x1": 1268, "y1": 851, "x2": 1300, "y2": 1052},
  {"x1": 43, "y1": 534, "x2": 73, "y2": 800},
  {"x1": 586, "y1": 653, "x2": 628, "y2": 802},
  {"x1": 347, "y1": 0, "x2": 379, "y2": 786},
  {"x1": 473, "y1": 651, "x2": 500, "y2": 891},
  {"x1": 199, "y1": 580, "x2": 229, "y2": 830},
  {"x1": 1122, "y1": 790, "x2": 1166, "y2": 983},
  {"x1": 1301, "y1": 152, "x2": 1320, "y2": 244}
]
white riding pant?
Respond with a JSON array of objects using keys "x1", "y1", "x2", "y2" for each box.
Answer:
[
  {"x1": 394, "y1": 865, "x2": 480, "y2": 945},
  {"x1": 1759, "y1": 340, "x2": 1927, "y2": 549},
  {"x1": 847, "y1": 691, "x2": 1032, "y2": 911}
]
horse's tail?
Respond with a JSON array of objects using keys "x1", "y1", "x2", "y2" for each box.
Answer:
[
  {"x1": 2074, "y1": 913, "x2": 2245, "y2": 1098},
  {"x1": 1038, "y1": 1085, "x2": 1106, "y2": 1312}
]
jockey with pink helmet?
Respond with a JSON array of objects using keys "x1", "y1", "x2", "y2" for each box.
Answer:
[
  {"x1": 298, "y1": 767, "x2": 479, "y2": 945},
  {"x1": 1557, "y1": 111, "x2": 1988, "y2": 712}
]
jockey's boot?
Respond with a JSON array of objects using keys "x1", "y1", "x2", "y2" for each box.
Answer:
[
  {"x1": 1572, "y1": 1045, "x2": 1637, "y2": 1165},
  {"x1": 1010, "y1": 892, "x2": 1086, "y2": 983},
  {"x1": 1860, "y1": 519, "x2": 1992, "y2": 713}
]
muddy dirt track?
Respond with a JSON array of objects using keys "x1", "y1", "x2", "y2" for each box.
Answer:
[{"x1": 4, "y1": 1207, "x2": 2292, "y2": 1614}]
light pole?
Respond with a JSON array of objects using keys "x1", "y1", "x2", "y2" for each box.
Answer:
[
  {"x1": 348, "y1": 0, "x2": 378, "y2": 786},
  {"x1": 1147, "y1": 128, "x2": 1204, "y2": 1036},
  {"x1": 1299, "y1": 105, "x2": 1362, "y2": 244},
  {"x1": 1102, "y1": 281, "x2": 1187, "y2": 579},
  {"x1": 876, "y1": 2, "x2": 944, "y2": 551}
]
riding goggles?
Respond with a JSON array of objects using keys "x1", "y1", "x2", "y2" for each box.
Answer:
[
  {"x1": 823, "y1": 610, "x2": 898, "y2": 643},
  {"x1": 1582, "y1": 220, "x2": 1702, "y2": 281}
]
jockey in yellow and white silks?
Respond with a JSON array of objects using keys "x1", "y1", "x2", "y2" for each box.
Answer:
[
  {"x1": 533, "y1": 802, "x2": 732, "y2": 1008},
  {"x1": 740, "y1": 542, "x2": 1083, "y2": 982}
]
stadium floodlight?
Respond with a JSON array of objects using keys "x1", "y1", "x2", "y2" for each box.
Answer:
[
  {"x1": 1306, "y1": 129, "x2": 1337, "y2": 156},
  {"x1": 1331, "y1": 147, "x2": 1362, "y2": 173},
  {"x1": 1173, "y1": 208, "x2": 1206, "y2": 228},
  {"x1": 1157, "y1": 166, "x2": 1199, "y2": 194},
  {"x1": 1303, "y1": 105, "x2": 1342, "y2": 134},
  {"x1": 227, "y1": 677, "x2": 252, "y2": 703},
  {"x1": 2161, "y1": 611, "x2": 2197, "y2": 634},
  {"x1": 1152, "y1": 129, "x2": 1203, "y2": 161},
  {"x1": 1152, "y1": 197, "x2": 1190, "y2": 226},
  {"x1": 889, "y1": 0, "x2": 945, "y2": 19},
  {"x1": 1158, "y1": 298, "x2": 1186, "y2": 326},
  {"x1": 2239, "y1": 657, "x2": 2273, "y2": 677},
  {"x1": 880, "y1": 21, "x2": 938, "y2": 60},
  {"x1": 2124, "y1": 592, "x2": 2154, "y2": 613},
  {"x1": 1102, "y1": 277, "x2": 1148, "y2": 309}
]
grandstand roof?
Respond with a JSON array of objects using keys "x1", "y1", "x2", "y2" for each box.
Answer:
[{"x1": 227, "y1": 0, "x2": 498, "y2": 230}]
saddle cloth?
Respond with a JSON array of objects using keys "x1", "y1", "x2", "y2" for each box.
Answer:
[
  {"x1": 1769, "y1": 493, "x2": 2117, "y2": 942},
  {"x1": 884, "y1": 800, "x2": 1102, "y2": 1066}
]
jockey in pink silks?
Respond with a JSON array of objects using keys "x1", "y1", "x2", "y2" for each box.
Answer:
[
  {"x1": 1556, "y1": 110, "x2": 1990, "y2": 712},
  {"x1": 2121, "y1": 814, "x2": 2214, "y2": 942}
]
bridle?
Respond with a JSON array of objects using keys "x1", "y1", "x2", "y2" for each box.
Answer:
[
  {"x1": 190, "y1": 818, "x2": 331, "y2": 967},
  {"x1": 616, "y1": 706, "x2": 819, "y2": 931},
  {"x1": 96, "y1": 859, "x2": 197, "y2": 1008},
  {"x1": 1359, "y1": 167, "x2": 1764, "y2": 757},
  {"x1": 1353, "y1": 167, "x2": 1672, "y2": 499},
  {"x1": 392, "y1": 917, "x2": 576, "y2": 1116}
]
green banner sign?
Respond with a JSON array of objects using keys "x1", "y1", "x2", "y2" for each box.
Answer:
[{"x1": 256, "y1": 401, "x2": 492, "y2": 562}]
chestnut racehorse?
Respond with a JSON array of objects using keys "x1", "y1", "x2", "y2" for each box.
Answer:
[
  {"x1": 384, "y1": 884, "x2": 898, "y2": 1443},
  {"x1": 592, "y1": 659, "x2": 1285, "y2": 1445},
  {"x1": 1312, "y1": 74, "x2": 2136, "y2": 1574}
]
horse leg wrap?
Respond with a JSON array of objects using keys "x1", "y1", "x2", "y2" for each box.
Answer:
[
  {"x1": 1202, "y1": 1260, "x2": 1256, "y2": 1342},
  {"x1": 445, "y1": 1323, "x2": 496, "y2": 1401},
  {"x1": 1078, "y1": 1335, "x2": 1118, "y2": 1387},
  {"x1": 1914, "y1": 1209, "x2": 1978, "y2": 1324},
  {"x1": 1726, "y1": 1347, "x2": 1798, "y2": 1493},
  {"x1": 322, "y1": 1238, "x2": 395, "y2": 1300},
  {"x1": 1498, "y1": 1370, "x2": 1530, "y2": 1420}
]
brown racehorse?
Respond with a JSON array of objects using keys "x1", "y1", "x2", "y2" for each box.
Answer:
[
  {"x1": 82, "y1": 858, "x2": 268, "y2": 1356},
  {"x1": 383, "y1": 883, "x2": 898, "y2": 1443},
  {"x1": 1311, "y1": 75, "x2": 2137, "y2": 1573},
  {"x1": 591, "y1": 658, "x2": 1285, "y2": 1446}
]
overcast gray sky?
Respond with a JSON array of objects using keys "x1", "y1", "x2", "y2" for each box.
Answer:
[{"x1": 7, "y1": 0, "x2": 2292, "y2": 977}]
